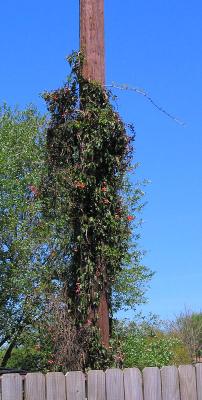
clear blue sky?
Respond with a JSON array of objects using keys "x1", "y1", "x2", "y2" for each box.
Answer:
[{"x1": 1, "y1": 1, "x2": 202, "y2": 320}]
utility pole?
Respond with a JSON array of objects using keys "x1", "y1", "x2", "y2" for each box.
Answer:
[
  {"x1": 80, "y1": 0, "x2": 105, "y2": 85},
  {"x1": 79, "y1": 0, "x2": 109, "y2": 348}
]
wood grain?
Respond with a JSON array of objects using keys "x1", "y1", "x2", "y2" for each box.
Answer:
[
  {"x1": 1, "y1": 373, "x2": 22, "y2": 400},
  {"x1": 196, "y1": 363, "x2": 202, "y2": 400},
  {"x1": 143, "y1": 367, "x2": 162, "y2": 400},
  {"x1": 87, "y1": 370, "x2": 105, "y2": 400},
  {"x1": 46, "y1": 372, "x2": 66, "y2": 400},
  {"x1": 66, "y1": 371, "x2": 85, "y2": 400},
  {"x1": 161, "y1": 366, "x2": 180, "y2": 400},
  {"x1": 178, "y1": 365, "x2": 197, "y2": 400},
  {"x1": 80, "y1": 0, "x2": 105, "y2": 85},
  {"x1": 25, "y1": 372, "x2": 45, "y2": 400},
  {"x1": 106, "y1": 369, "x2": 124, "y2": 400},
  {"x1": 124, "y1": 368, "x2": 143, "y2": 400},
  {"x1": 1, "y1": 365, "x2": 202, "y2": 400}
]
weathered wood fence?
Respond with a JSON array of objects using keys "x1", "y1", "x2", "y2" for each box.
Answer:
[{"x1": 0, "y1": 364, "x2": 202, "y2": 400}]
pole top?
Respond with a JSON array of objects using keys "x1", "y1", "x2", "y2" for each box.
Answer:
[{"x1": 80, "y1": 0, "x2": 105, "y2": 85}]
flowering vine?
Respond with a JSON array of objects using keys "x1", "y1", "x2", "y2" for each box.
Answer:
[{"x1": 41, "y1": 52, "x2": 139, "y2": 368}]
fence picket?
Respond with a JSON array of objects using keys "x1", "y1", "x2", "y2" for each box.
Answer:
[
  {"x1": 106, "y1": 369, "x2": 124, "y2": 400},
  {"x1": 66, "y1": 371, "x2": 85, "y2": 400},
  {"x1": 143, "y1": 367, "x2": 162, "y2": 400},
  {"x1": 196, "y1": 363, "x2": 202, "y2": 400},
  {"x1": 123, "y1": 367, "x2": 143, "y2": 400},
  {"x1": 161, "y1": 366, "x2": 180, "y2": 400},
  {"x1": 1, "y1": 373, "x2": 23, "y2": 400},
  {"x1": 0, "y1": 364, "x2": 202, "y2": 400},
  {"x1": 46, "y1": 372, "x2": 66, "y2": 400},
  {"x1": 87, "y1": 370, "x2": 105, "y2": 400},
  {"x1": 25, "y1": 372, "x2": 45, "y2": 400},
  {"x1": 178, "y1": 365, "x2": 197, "y2": 400}
]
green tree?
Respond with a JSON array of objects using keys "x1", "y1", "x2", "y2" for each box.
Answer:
[{"x1": 0, "y1": 104, "x2": 49, "y2": 366}]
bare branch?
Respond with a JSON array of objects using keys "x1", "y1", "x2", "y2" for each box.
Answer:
[{"x1": 106, "y1": 82, "x2": 186, "y2": 127}]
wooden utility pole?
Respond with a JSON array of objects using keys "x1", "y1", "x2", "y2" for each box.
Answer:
[
  {"x1": 80, "y1": 0, "x2": 105, "y2": 85},
  {"x1": 79, "y1": 0, "x2": 109, "y2": 348}
]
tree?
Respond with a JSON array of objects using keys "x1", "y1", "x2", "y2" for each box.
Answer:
[
  {"x1": 169, "y1": 309, "x2": 202, "y2": 362},
  {"x1": 0, "y1": 104, "x2": 49, "y2": 366}
]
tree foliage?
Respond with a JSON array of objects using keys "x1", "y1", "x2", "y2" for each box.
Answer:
[
  {"x1": 169, "y1": 310, "x2": 202, "y2": 362},
  {"x1": 114, "y1": 317, "x2": 191, "y2": 369},
  {"x1": 0, "y1": 104, "x2": 49, "y2": 366}
]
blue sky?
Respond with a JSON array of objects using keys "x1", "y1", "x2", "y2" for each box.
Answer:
[{"x1": 1, "y1": 1, "x2": 202, "y2": 320}]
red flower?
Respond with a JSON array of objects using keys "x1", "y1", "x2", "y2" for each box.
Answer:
[
  {"x1": 101, "y1": 187, "x2": 107, "y2": 192},
  {"x1": 74, "y1": 181, "x2": 86, "y2": 189},
  {"x1": 29, "y1": 185, "x2": 39, "y2": 196},
  {"x1": 48, "y1": 360, "x2": 54, "y2": 365},
  {"x1": 127, "y1": 215, "x2": 135, "y2": 221}
]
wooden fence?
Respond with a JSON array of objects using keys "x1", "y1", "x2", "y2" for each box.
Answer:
[{"x1": 0, "y1": 364, "x2": 202, "y2": 400}]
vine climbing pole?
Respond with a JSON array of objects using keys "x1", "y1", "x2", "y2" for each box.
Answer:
[{"x1": 79, "y1": 0, "x2": 109, "y2": 348}]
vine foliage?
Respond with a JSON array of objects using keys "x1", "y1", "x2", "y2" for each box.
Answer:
[{"x1": 42, "y1": 52, "x2": 145, "y2": 368}]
